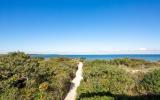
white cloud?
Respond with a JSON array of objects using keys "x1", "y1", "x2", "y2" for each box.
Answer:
[{"x1": 139, "y1": 48, "x2": 147, "y2": 51}]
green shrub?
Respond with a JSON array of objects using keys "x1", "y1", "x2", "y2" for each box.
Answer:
[
  {"x1": 77, "y1": 60, "x2": 134, "y2": 99},
  {"x1": 109, "y1": 58, "x2": 159, "y2": 68},
  {"x1": 140, "y1": 69, "x2": 160, "y2": 94},
  {"x1": 0, "y1": 52, "x2": 77, "y2": 99},
  {"x1": 77, "y1": 59, "x2": 160, "y2": 100}
]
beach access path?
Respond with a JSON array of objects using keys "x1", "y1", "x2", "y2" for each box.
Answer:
[{"x1": 64, "y1": 62, "x2": 83, "y2": 100}]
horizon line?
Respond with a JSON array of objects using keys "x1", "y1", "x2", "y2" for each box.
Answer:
[{"x1": 1, "y1": 49, "x2": 160, "y2": 55}]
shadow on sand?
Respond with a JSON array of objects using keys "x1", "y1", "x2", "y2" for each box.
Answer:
[{"x1": 78, "y1": 91, "x2": 160, "y2": 100}]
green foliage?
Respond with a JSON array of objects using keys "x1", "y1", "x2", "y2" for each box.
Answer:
[
  {"x1": 140, "y1": 69, "x2": 160, "y2": 94},
  {"x1": 0, "y1": 52, "x2": 77, "y2": 100},
  {"x1": 80, "y1": 57, "x2": 86, "y2": 62},
  {"x1": 78, "y1": 96, "x2": 114, "y2": 100},
  {"x1": 77, "y1": 59, "x2": 160, "y2": 100},
  {"x1": 109, "y1": 58, "x2": 159, "y2": 68},
  {"x1": 1, "y1": 53, "x2": 160, "y2": 100},
  {"x1": 77, "y1": 60, "x2": 134, "y2": 100}
]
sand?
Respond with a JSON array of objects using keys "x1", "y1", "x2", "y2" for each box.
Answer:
[{"x1": 64, "y1": 62, "x2": 83, "y2": 100}]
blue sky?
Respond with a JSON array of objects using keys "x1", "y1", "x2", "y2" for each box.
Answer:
[{"x1": 0, "y1": 0, "x2": 160, "y2": 54}]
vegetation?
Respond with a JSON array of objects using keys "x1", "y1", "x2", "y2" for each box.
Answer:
[
  {"x1": 77, "y1": 59, "x2": 160, "y2": 100},
  {"x1": 0, "y1": 52, "x2": 77, "y2": 100},
  {"x1": 140, "y1": 69, "x2": 160, "y2": 94},
  {"x1": 109, "y1": 58, "x2": 160, "y2": 68},
  {"x1": 1, "y1": 53, "x2": 160, "y2": 100}
]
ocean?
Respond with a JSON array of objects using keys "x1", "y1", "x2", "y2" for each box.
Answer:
[{"x1": 30, "y1": 54, "x2": 160, "y2": 61}]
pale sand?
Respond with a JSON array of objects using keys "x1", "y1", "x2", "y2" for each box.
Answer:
[{"x1": 64, "y1": 62, "x2": 83, "y2": 100}]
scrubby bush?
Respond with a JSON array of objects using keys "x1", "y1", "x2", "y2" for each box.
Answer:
[
  {"x1": 140, "y1": 69, "x2": 160, "y2": 94},
  {"x1": 0, "y1": 52, "x2": 77, "y2": 100},
  {"x1": 77, "y1": 59, "x2": 160, "y2": 100},
  {"x1": 77, "y1": 60, "x2": 134, "y2": 99},
  {"x1": 109, "y1": 58, "x2": 159, "y2": 68}
]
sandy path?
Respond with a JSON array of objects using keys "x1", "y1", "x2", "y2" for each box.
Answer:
[{"x1": 64, "y1": 62, "x2": 83, "y2": 100}]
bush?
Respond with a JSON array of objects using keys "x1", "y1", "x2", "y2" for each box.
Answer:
[
  {"x1": 109, "y1": 58, "x2": 159, "y2": 68},
  {"x1": 0, "y1": 52, "x2": 77, "y2": 99},
  {"x1": 140, "y1": 69, "x2": 160, "y2": 94},
  {"x1": 77, "y1": 59, "x2": 160, "y2": 100},
  {"x1": 77, "y1": 60, "x2": 134, "y2": 99}
]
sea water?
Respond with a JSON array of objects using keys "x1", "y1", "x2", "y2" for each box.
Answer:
[{"x1": 31, "y1": 54, "x2": 160, "y2": 61}]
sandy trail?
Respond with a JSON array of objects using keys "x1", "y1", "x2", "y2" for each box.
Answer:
[{"x1": 64, "y1": 62, "x2": 83, "y2": 100}]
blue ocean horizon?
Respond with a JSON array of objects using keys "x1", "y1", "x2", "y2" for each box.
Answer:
[{"x1": 30, "y1": 54, "x2": 160, "y2": 61}]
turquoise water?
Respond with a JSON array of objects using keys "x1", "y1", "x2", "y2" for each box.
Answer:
[{"x1": 31, "y1": 54, "x2": 160, "y2": 61}]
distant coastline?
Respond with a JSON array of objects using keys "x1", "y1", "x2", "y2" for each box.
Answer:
[{"x1": 30, "y1": 54, "x2": 160, "y2": 61}]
